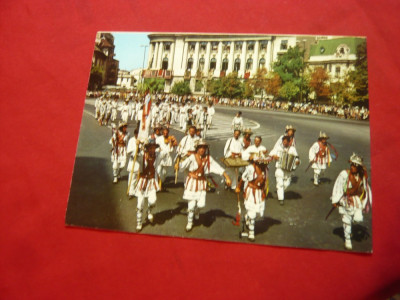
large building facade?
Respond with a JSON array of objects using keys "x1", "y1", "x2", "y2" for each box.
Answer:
[{"x1": 144, "y1": 33, "x2": 297, "y2": 94}]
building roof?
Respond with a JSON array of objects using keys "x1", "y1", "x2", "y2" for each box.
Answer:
[{"x1": 309, "y1": 37, "x2": 365, "y2": 56}]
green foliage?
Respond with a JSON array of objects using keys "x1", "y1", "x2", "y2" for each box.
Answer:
[
  {"x1": 279, "y1": 81, "x2": 300, "y2": 101},
  {"x1": 349, "y1": 41, "x2": 368, "y2": 104},
  {"x1": 330, "y1": 75, "x2": 357, "y2": 105},
  {"x1": 243, "y1": 80, "x2": 254, "y2": 99},
  {"x1": 139, "y1": 78, "x2": 165, "y2": 94},
  {"x1": 88, "y1": 65, "x2": 104, "y2": 91},
  {"x1": 273, "y1": 46, "x2": 305, "y2": 84},
  {"x1": 195, "y1": 80, "x2": 203, "y2": 92},
  {"x1": 171, "y1": 80, "x2": 192, "y2": 96},
  {"x1": 207, "y1": 72, "x2": 244, "y2": 99}
]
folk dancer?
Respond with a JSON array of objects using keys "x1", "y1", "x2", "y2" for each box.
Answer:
[
  {"x1": 156, "y1": 127, "x2": 178, "y2": 190},
  {"x1": 223, "y1": 129, "x2": 244, "y2": 190},
  {"x1": 133, "y1": 140, "x2": 162, "y2": 231},
  {"x1": 98, "y1": 97, "x2": 107, "y2": 126},
  {"x1": 137, "y1": 92, "x2": 152, "y2": 141},
  {"x1": 207, "y1": 102, "x2": 215, "y2": 129},
  {"x1": 308, "y1": 132, "x2": 334, "y2": 186},
  {"x1": 127, "y1": 128, "x2": 140, "y2": 197},
  {"x1": 241, "y1": 128, "x2": 253, "y2": 150},
  {"x1": 242, "y1": 136, "x2": 268, "y2": 161},
  {"x1": 103, "y1": 98, "x2": 112, "y2": 126},
  {"x1": 111, "y1": 97, "x2": 118, "y2": 122},
  {"x1": 110, "y1": 122, "x2": 129, "y2": 183},
  {"x1": 198, "y1": 106, "x2": 209, "y2": 139},
  {"x1": 269, "y1": 136, "x2": 300, "y2": 205},
  {"x1": 120, "y1": 100, "x2": 130, "y2": 123},
  {"x1": 273, "y1": 125, "x2": 296, "y2": 149},
  {"x1": 231, "y1": 111, "x2": 244, "y2": 132},
  {"x1": 235, "y1": 152, "x2": 269, "y2": 241},
  {"x1": 179, "y1": 140, "x2": 231, "y2": 231},
  {"x1": 331, "y1": 153, "x2": 372, "y2": 250},
  {"x1": 94, "y1": 96, "x2": 101, "y2": 120}
]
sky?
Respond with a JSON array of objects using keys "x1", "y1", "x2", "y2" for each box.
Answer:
[{"x1": 112, "y1": 32, "x2": 150, "y2": 71}]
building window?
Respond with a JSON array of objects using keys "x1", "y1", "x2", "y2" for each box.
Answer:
[
  {"x1": 280, "y1": 40, "x2": 288, "y2": 50},
  {"x1": 259, "y1": 58, "x2": 266, "y2": 69},
  {"x1": 209, "y1": 58, "x2": 216, "y2": 70},
  {"x1": 200, "y1": 42, "x2": 207, "y2": 51},
  {"x1": 234, "y1": 58, "x2": 240, "y2": 72},
  {"x1": 198, "y1": 57, "x2": 205, "y2": 71},
  {"x1": 162, "y1": 57, "x2": 168, "y2": 70},
  {"x1": 234, "y1": 42, "x2": 242, "y2": 51},
  {"x1": 335, "y1": 66, "x2": 341, "y2": 77},
  {"x1": 211, "y1": 42, "x2": 218, "y2": 51},
  {"x1": 247, "y1": 41, "x2": 255, "y2": 51},
  {"x1": 222, "y1": 41, "x2": 231, "y2": 51},
  {"x1": 246, "y1": 58, "x2": 253, "y2": 70},
  {"x1": 221, "y1": 58, "x2": 228, "y2": 71},
  {"x1": 164, "y1": 43, "x2": 171, "y2": 51},
  {"x1": 187, "y1": 58, "x2": 193, "y2": 70},
  {"x1": 260, "y1": 41, "x2": 268, "y2": 51},
  {"x1": 189, "y1": 42, "x2": 196, "y2": 51}
]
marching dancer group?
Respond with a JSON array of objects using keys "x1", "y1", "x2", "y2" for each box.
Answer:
[{"x1": 95, "y1": 92, "x2": 372, "y2": 250}]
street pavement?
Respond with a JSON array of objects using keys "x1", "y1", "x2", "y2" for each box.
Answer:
[{"x1": 66, "y1": 98, "x2": 372, "y2": 252}]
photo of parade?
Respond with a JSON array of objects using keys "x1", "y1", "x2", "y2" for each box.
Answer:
[{"x1": 66, "y1": 32, "x2": 372, "y2": 252}]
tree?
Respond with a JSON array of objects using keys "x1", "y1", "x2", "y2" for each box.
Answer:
[
  {"x1": 349, "y1": 41, "x2": 368, "y2": 105},
  {"x1": 330, "y1": 75, "x2": 356, "y2": 105},
  {"x1": 88, "y1": 65, "x2": 104, "y2": 91},
  {"x1": 243, "y1": 80, "x2": 254, "y2": 99},
  {"x1": 171, "y1": 80, "x2": 192, "y2": 96},
  {"x1": 273, "y1": 46, "x2": 305, "y2": 84},
  {"x1": 273, "y1": 46, "x2": 305, "y2": 101},
  {"x1": 250, "y1": 68, "x2": 268, "y2": 98},
  {"x1": 265, "y1": 72, "x2": 282, "y2": 100},
  {"x1": 139, "y1": 78, "x2": 165, "y2": 94},
  {"x1": 309, "y1": 67, "x2": 331, "y2": 101},
  {"x1": 279, "y1": 81, "x2": 299, "y2": 101},
  {"x1": 220, "y1": 72, "x2": 244, "y2": 99}
]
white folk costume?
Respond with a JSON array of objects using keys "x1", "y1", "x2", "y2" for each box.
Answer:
[
  {"x1": 207, "y1": 105, "x2": 215, "y2": 129},
  {"x1": 156, "y1": 135, "x2": 177, "y2": 183},
  {"x1": 111, "y1": 99, "x2": 118, "y2": 121},
  {"x1": 104, "y1": 99, "x2": 112, "y2": 125},
  {"x1": 179, "y1": 105, "x2": 186, "y2": 128},
  {"x1": 331, "y1": 154, "x2": 372, "y2": 250},
  {"x1": 110, "y1": 123, "x2": 129, "y2": 183},
  {"x1": 223, "y1": 135, "x2": 244, "y2": 189},
  {"x1": 309, "y1": 132, "x2": 332, "y2": 186},
  {"x1": 94, "y1": 97, "x2": 101, "y2": 119},
  {"x1": 177, "y1": 134, "x2": 199, "y2": 158},
  {"x1": 242, "y1": 144, "x2": 267, "y2": 161},
  {"x1": 273, "y1": 125, "x2": 296, "y2": 149},
  {"x1": 198, "y1": 110, "x2": 209, "y2": 139},
  {"x1": 137, "y1": 93, "x2": 152, "y2": 142},
  {"x1": 269, "y1": 142, "x2": 299, "y2": 204},
  {"x1": 133, "y1": 142, "x2": 161, "y2": 231},
  {"x1": 120, "y1": 101, "x2": 130, "y2": 123},
  {"x1": 130, "y1": 101, "x2": 137, "y2": 121},
  {"x1": 126, "y1": 136, "x2": 140, "y2": 197},
  {"x1": 240, "y1": 159, "x2": 269, "y2": 241},
  {"x1": 179, "y1": 145, "x2": 226, "y2": 231},
  {"x1": 99, "y1": 99, "x2": 107, "y2": 125},
  {"x1": 232, "y1": 115, "x2": 244, "y2": 132}
]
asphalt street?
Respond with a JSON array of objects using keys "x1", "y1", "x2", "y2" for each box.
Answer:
[{"x1": 66, "y1": 99, "x2": 372, "y2": 252}]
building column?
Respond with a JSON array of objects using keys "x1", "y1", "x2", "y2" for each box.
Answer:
[
  {"x1": 267, "y1": 38, "x2": 273, "y2": 71},
  {"x1": 147, "y1": 43, "x2": 154, "y2": 69},
  {"x1": 182, "y1": 41, "x2": 189, "y2": 71},
  {"x1": 193, "y1": 42, "x2": 200, "y2": 74},
  {"x1": 239, "y1": 41, "x2": 247, "y2": 77},
  {"x1": 170, "y1": 42, "x2": 175, "y2": 71},
  {"x1": 215, "y1": 42, "x2": 223, "y2": 74},
  {"x1": 227, "y1": 41, "x2": 235, "y2": 73},
  {"x1": 156, "y1": 42, "x2": 163, "y2": 69},
  {"x1": 252, "y1": 40, "x2": 260, "y2": 73},
  {"x1": 204, "y1": 42, "x2": 211, "y2": 75},
  {"x1": 153, "y1": 42, "x2": 159, "y2": 69}
]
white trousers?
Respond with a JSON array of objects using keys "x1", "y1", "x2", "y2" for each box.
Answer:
[{"x1": 275, "y1": 168, "x2": 292, "y2": 200}]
